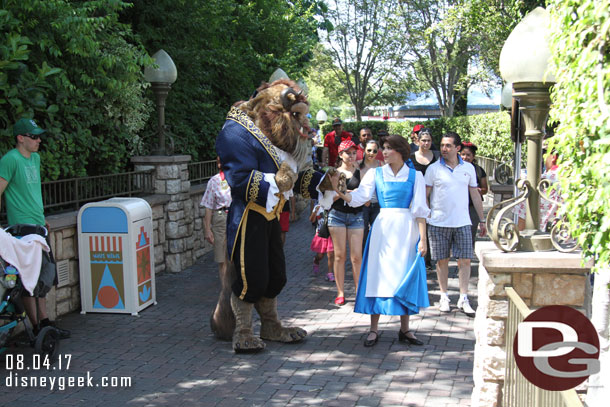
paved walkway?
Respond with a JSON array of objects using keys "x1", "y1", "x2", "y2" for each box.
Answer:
[{"x1": 1, "y1": 208, "x2": 481, "y2": 406}]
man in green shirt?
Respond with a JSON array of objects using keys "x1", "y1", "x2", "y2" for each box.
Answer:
[{"x1": 0, "y1": 118, "x2": 70, "y2": 339}]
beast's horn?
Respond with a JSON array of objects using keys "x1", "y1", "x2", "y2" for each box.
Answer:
[{"x1": 280, "y1": 87, "x2": 302, "y2": 110}]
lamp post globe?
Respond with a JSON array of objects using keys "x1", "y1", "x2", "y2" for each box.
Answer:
[
  {"x1": 144, "y1": 50, "x2": 177, "y2": 155},
  {"x1": 501, "y1": 82, "x2": 513, "y2": 110},
  {"x1": 316, "y1": 110, "x2": 327, "y2": 125},
  {"x1": 269, "y1": 68, "x2": 289, "y2": 83}
]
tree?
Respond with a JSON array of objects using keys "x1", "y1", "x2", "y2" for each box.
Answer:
[
  {"x1": 394, "y1": 0, "x2": 512, "y2": 117},
  {"x1": 304, "y1": 45, "x2": 352, "y2": 127},
  {"x1": 319, "y1": 0, "x2": 407, "y2": 121}
]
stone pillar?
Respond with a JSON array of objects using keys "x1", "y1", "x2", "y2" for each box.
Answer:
[
  {"x1": 471, "y1": 242, "x2": 592, "y2": 407},
  {"x1": 132, "y1": 155, "x2": 193, "y2": 273}
]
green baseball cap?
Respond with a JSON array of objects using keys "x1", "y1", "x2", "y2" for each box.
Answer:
[{"x1": 13, "y1": 118, "x2": 46, "y2": 137}]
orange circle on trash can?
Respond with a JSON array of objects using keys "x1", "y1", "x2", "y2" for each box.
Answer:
[{"x1": 98, "y1": 286, "x2": 120, "y2": 308}]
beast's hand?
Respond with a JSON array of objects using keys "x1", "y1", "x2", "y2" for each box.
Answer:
[
  {"x1": 275, "y1": 162, "x2": 297, "y2": 193},
  {"x1": 337, "y1": 172, "x2": 347, "y2": 194},
  {"x1": 318, "y1": 168, "x2": 338, "y2": 192}
]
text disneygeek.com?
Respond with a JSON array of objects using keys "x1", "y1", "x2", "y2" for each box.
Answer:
[
  {"x1": 2, "y1": 354, "x2": 132, "y2": 391},
  {"x1": 4, "y1": 372, "x2": 132, "y2": 391}
]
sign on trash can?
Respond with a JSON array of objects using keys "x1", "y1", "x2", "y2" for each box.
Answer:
[{"x1": 77, "y1": 198, "x2": 156, "y2": 315}]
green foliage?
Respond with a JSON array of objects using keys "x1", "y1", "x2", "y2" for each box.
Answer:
[
  {"x1": 548, "y1": 0, "x2": 610, "y2": 270},
  {"x1": 1, "y1": 0, "x2": 152, "y2": 180},
  {"x1": 395, "y1": 0, "x2": 513, "y2": 117},
  {"x1": 124, "y1": 0, "x2": 321, "y2": 161},
  {"x1": 319, "y1": 0, "x2": 409, "y2": 120},
  {"x1": 306, "y1": 45, "x2": 352, "y2": 128},
  {"x1": 320, "y1": 112, "x2": 513, "y2": 161}
]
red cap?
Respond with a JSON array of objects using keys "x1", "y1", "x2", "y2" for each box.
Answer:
[
  {"x1": 338, "y1": 139, "x2": 357, "y2": 154},
  {"x1": 413, "y1": 124, "x2": 424, "y2": 133}
]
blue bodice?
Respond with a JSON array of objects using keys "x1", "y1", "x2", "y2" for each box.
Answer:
[{"x1": 374, "y1": 165, "x2": 416, "y2": 209}]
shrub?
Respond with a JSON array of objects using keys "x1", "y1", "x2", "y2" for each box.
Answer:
[
  {"x1": 0, "y1": 0, "x2": 152, "y2": 180},
  {"x1": 548, "y1": 0, "x2": 610, "y2": 270}
]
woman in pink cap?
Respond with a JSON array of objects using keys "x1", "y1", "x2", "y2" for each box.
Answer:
[{"x1": 328, "y1": 139, "x2": 364, "y2": 305}]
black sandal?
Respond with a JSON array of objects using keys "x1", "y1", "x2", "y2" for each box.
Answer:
[
  {"x1": 364, "y1": 330, "x2": 379, "y2": 347},
  {"x1": 399, "y1": 330, "x2": 423, "y2": 346}
]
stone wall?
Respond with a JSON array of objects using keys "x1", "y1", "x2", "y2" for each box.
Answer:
[{"x1": 471, "y1": 242, "x2": 592, "y2": 407}]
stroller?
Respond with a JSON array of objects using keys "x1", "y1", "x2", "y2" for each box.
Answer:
[{"x1": 0, "y1": 224, "x2": 60, "y2": 359}]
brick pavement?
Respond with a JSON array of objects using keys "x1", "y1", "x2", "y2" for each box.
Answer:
[{"x1": 1, "y1": 208, "x2": 481, "y2": 406}]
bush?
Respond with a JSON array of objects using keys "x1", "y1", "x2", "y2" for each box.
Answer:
[
  {"x1": 0, "y1": 0, "x2": 152, "y2": 180},
  {"x1": 548, "y1": 0, "x2": 610, "y2": 270}
]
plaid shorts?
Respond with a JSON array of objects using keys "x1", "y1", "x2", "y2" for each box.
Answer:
[{"x1": 428, "y1": 224, "x2": 473, "y2": 261}]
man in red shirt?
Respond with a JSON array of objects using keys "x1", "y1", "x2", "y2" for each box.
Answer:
[
  {"x1": 355, "y1": 127, "x2": 373, "y2": 162},
  {"x1": 322, "y1": 118, "x2": 354, "y2": 167}
]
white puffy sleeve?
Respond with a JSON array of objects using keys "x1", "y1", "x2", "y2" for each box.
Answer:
[
  {"x1": 410, "y1": 171, "x2": 430, "y2": 219},
  {"x1": 348, "y1": 167, "x2": 376, "y2": 207}
]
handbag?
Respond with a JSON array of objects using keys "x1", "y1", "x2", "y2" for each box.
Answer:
[{"x1": 317, "y1": 211, "x2": 330, "y2": 239}]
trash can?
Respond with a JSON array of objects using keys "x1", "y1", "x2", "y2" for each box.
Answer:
[{"x1": 78, "y1": 197, "x2": 156, "y2": 315}]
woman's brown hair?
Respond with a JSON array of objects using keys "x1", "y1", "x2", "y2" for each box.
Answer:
[{"x1": 383, "y1": 134, "x2": 411, "y2": 161}]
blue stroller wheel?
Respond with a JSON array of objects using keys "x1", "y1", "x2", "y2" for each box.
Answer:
[{"x1": 34, "y1": 326, "x2": 60, "y2": 360}]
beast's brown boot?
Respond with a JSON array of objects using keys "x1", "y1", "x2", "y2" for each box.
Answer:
[
  {"x1": 254, "y1": 296, "x2": 307, "y2": 343},
  {"x1": 231, "y1": 293, "x2": 265, "y2": 353}
]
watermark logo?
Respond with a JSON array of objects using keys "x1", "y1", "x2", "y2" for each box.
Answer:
[{"x1": 514, "y1": 305, "x2": 600, "y2": 391}]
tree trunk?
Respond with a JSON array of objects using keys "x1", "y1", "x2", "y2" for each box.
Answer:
[{"x1": 453, "y1": 89, "x2": 468, "y2": 117}]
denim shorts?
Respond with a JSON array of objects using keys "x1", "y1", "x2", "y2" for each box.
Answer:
[{"x1": 328, "y1": 208, "x2": 364, "y2": 229}]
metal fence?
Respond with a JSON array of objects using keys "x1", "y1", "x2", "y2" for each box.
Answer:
[
  {"x1": 504, "y1": 287, "x2": 584, "y2": 407},
  {"x1": 477, "y1": 156, "x2": 511, "y2": 184},
  {"x1": 188, "y1": 160, "x2": 217, "y2": 185},
  {"x1": 1, "y1": 160, "x2": 216, "y2": 221},
  {"x1": 0, "y1": 170, "x2": 154, "y2": 222}
]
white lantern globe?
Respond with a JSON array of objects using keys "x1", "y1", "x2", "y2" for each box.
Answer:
[
  {"x1": 144, "y1": 50, "x2": 177, "y2": 84},
  {"x1": 499, "y1": 7, "x2": 556, "y2": 84}
]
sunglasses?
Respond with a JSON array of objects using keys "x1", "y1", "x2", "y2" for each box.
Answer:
[
  {"x1": 366, "y1": 149, "x2": 378, "y2": 153},
  {"x1": 23, "y1": 134, "x2": 41, "y2": 140}
]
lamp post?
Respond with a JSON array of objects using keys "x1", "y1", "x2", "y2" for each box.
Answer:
[
  {"x1": 502, "y1": 82, "x2": 523, "y2": 206},
  {"x1": 316, "y1": 109, "x2": 327, "y2": 126},
  {"x1": 144, "y1": 50, "x2": 177, "y2": 155},
  {"x1": 498, "y1": 7, "x2": 556, "y2": 251}
]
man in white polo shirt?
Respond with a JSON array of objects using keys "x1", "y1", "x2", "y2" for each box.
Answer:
[{"x1": 425, "y1": 132, "x2": 485, "y2": 316}]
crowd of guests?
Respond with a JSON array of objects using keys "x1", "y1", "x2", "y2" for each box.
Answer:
[
  {"x1": 302, "y1": 119, "x2": 488, "y2": 346},
  {"x1": 202, "y1": 118, "x2": 526, "y2": 348}
]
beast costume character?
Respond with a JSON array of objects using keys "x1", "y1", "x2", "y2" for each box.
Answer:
[{"x1": 216, "y1": 79, "x2": 331, "y2": 353}]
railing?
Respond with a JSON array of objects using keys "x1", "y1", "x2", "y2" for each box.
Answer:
[
  {"x1": 504, "y1": 287, "x2": 584, "y2": 407},
  {"x1": 1, "y1": 170, "x2": 154, "y2": 223},
  {"x1": 1, "y1": 160, "x2": 216, "y2": 222},
  {"x1": 477, "y1": 156, "x2": 513, "y2": 185},
  {"x1": 42, "y1": 170, "x2": 155, "y2": 212},
  {"x1": 188, "y1": 160, "x2": 217, "y2": 185}
]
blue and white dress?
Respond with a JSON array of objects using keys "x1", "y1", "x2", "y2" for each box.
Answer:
[{"x1": 348, "y1": 163, "x2": 431, "y2": 315}]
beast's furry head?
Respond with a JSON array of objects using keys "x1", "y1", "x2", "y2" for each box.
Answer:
[{"x1": 237, "y1": 79, "x2": 311, "y2": 169}]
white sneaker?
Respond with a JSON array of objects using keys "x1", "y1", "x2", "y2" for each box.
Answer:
[
  {"x1": 457, "y1": 297, "x2": 476, "y2": 316},
  {"x1": 439, "y1": 296, "x2": 451, "y2": 312}
]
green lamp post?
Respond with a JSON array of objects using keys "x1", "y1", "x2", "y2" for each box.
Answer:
[{"x1": 144, "y1": 50, "x2": 177, "y2": 155}]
